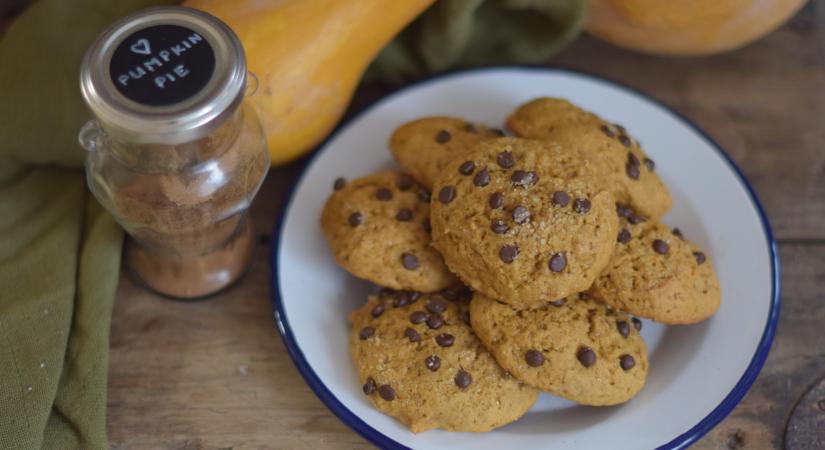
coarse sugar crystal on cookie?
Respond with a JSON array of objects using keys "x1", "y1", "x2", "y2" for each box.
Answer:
[
  {"x1": 350, "y1": 290, "x2": 539, "y2": 433},
  {"x1": 430, "y1": 137, "x2": 618, "y2": 308},
  {"x1": 321, "y1": 170, "x2": 457, "y2": 292}
]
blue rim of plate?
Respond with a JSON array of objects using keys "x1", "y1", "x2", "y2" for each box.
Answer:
[{"x1": 268, "y1": 66, "x2": 781, "y2": 450}]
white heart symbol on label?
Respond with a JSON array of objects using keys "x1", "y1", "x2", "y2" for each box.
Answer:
[{"x1": 130, "y1": 38, "x2": 151, "y2": 55}]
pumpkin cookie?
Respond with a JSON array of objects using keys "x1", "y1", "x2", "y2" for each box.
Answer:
[
  {"x1": 589, "y1": 221, "x2": 721, "y2": 324},
  {"x1": 430, "y1": 137, "x2": 618, "y2": 308},
  {"x1": 469, "y1": 292, "x2": 649, "y2": 406},
  {"x1": 506, "y1": 98, "x2": 672, "y2": 220},
  {"x1": 350, "y1": 290, "x2": 539, "y2": 433},
  {"x1": 321, "y1": 171, "x2": 457, "y2": 292},
  {"x1": 390, "y1": 117, "x2": 504, "y2": 189}
]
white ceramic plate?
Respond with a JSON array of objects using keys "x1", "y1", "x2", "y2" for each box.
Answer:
[{"x1": 270, "y1": 68, "x2": 779, "y2": 450}]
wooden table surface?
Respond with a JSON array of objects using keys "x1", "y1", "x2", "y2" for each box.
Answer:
[{"x1": 107, "y1": 5, "x2": 825, "y2": 449}]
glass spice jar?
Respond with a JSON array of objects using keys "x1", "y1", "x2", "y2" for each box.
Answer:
[{"x1": 78, "y1": 7, "x2": 269, "y2": 299}]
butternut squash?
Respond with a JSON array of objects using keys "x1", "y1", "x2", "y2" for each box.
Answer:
[
  {"x1": 183, "y1": 0, "x2": 434, "y2": 165},
  {"x1": 586, "y1": 0, "x2": 807, "y2": 56}
]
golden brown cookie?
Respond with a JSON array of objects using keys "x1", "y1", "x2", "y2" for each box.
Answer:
[
  {"x1": 506, "y1": 98, "x2": 672, "y2": 220},
  {"x1": 350, "y1": 290, "x2": 539, "y2": 433},
  {"x1": 389, "y1": 117, "x2": 504, "y2": 189},
  {"x1": 469, "y1": 292, "x2": 649, "y2": 406},
  {"x1": 430, "y1": 137, "x2": 618, "y2": 308},
  {"x1": 321, "y1": 171, "x2": 457, "y2": 292},
  {"x1": 589, "y1": 220, "x2": 721, "y2": 324},
  {"x1": 506, "y1": 98, "x2": 603, "y2": 134}
]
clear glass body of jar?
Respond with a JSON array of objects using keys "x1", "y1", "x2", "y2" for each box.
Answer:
[{"x1": 80, "y1": 102, "x2": 269, "y2": 299}]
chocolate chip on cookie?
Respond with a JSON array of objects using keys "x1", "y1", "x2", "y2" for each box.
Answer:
[
  {"x1": 401, "y1": 253, "x2": 420, "y2": 270},
  {"x1": 418, "y1": 189, "x2": 431, "y2": 203},
  {"x1": 548, "y1": 253, "x2": 567, "y2": 273},
  {"x1": 618, "y1": 228, "x2": 631, "y2": 243},
  {"x1": 405, "y1": 327, "x2": 421, "y2": 342},
  {"x1": 652, "y1": 239, "x2": 669, "y2": 254},
  {"x1": 393, "y1": 291, "x2": 417, "y2": 308},
  {"x1": 422, "y1": 218, "x2": 432, "y2": 233},
  {"x1": 620, "y1": 354, "x2": 636, "y2": 371},
  {"x1": 396, "y1": 208, "x2": 413, "y2": 222},
  {"x1": 410, "y1": 311, "x2": 427, "y2": 324},
  {"x1": 436, "y1": 333, "x2": 455, "y2": 347},
  {"x1": 491, "y1": 220, "x2": 509, "y2": 234},
  {"x1": 525, "y1": 350, "x2": 545, "y2": 367},
  {"x1": 618, "y1": 134, "x2": 631, "y2": 148},
  {"x1": 500, "y1": 245, "x2": 519, "y2": 263},
  {"x1": 438, "y1": 186, "x2": 456, "y2": 204},
  {"x1": 626, "y1": 162, "x2": 640, "y2": 180},
  {"x1": 426, "y1": 313, "x2": 445, "y2": 330},
  {"x1": 573, "y1": 198, "x2": 591, "y2": 214},
  {"x1": 396, "y1": 174, "x2": 414, "y2": 191},
  {"x1": 378, "y1": 384, "x2": 396, "y2": 401},
  {"x1": 628, "y1": 152, "x2": 640, "y2": 167},
  {"x1": 455, "y1": 370, "x2": 472, "y2": 389},
  {"x1": 511, "y1": 170, "x2": 538, "y2": 187},
  {"x1": 577, "y1": 347, "x2": 596, "y2": 367},
  {"x1": 363, "y1": 377, "x2": 376, "y2": 395},
  {"x1": 426, "y1": 297, "x2": 447, "y2": 314},
  {"x1": 489, "y1": 192, "x2": 504, "y2": 209},
  {"x1": 616, "y1": 320, "x2": 630, "y2": 338},
  {"x1": 376, "y1": 187, "x2": 393, "y2": 201},
  {"x1": 359, "y1": 327, "x2": 375, "y2": 340},
  {"x1": 473, "y1": 169, "x2": 491, "y2": 187},
  {"x1": 512, "y1": 205, "x2": 530, "y2": 224},
  {"x1": 552, "y1": 191, "x2": 570, "y2": 207},
  {"x1": 497, "y1": 151, "x2": 515, "y2": 168},
  {"x1": 458, "y1": 161, "x2": 476, "y2": 175}
]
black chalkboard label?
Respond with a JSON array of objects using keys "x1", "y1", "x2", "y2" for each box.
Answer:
[{"x1": 110, "y1": 24, "x2": 215, "y2": 107}]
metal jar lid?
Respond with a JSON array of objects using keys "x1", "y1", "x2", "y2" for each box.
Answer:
[{"x1": 80, "y1": 6, "x2": 246, "y2": 145}]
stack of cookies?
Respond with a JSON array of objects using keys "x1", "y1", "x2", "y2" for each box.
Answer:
[{"x1": 321, "y1": 98, "x2": 721, "y2": 433}]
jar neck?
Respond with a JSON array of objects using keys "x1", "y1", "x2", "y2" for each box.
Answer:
[{"x1": 102, "y1": 104, "x2": 244, "y2": 174}]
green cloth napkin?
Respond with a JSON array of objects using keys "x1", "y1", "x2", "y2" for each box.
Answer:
[
  {"x1": 0, "y1": 0, "x2": 584, "y2": 448},
  {"x1": 368, "y1": 0, "x2": 587, "y2": 83},
  {"x1": 0, "y1": 1, "x2": 173, "y2": 449}
]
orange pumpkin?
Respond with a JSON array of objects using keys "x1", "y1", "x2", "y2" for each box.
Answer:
[
  {"x1": 183, "y1": 0, "x2": 434, "y2": 165},
  {"x1": 586, "y1": 0, "x2": 807, "y2": 56}
]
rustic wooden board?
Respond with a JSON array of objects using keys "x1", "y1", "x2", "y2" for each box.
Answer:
[{"x1": 106, "y1": 4, "x2": 825, "y2": 449}]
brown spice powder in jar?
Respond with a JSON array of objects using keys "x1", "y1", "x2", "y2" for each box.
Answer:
[{"x1": 111, "y1": 105, "x2": 269, "y2": 298}]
